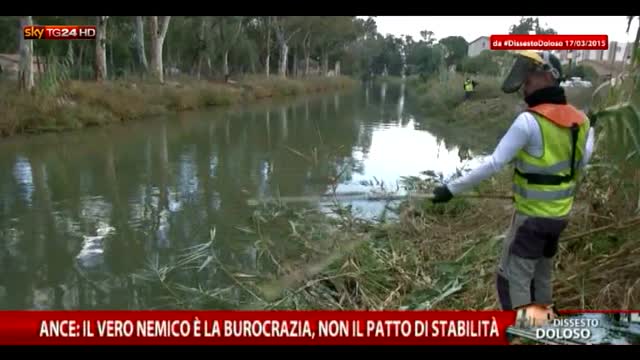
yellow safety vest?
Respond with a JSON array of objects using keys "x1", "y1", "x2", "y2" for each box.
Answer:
[
  {"x1": 464, "y1": 80, "x2": 474, "y2": 92},
  {"x1": 512, "y1": 103, "x2": 590, "y2": 218}
]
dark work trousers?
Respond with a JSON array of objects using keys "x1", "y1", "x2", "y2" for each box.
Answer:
[{"x1": 496, "y1": 211, "x2": 568, "y2": 310}]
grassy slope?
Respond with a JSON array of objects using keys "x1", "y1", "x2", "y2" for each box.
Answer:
[
  {"x1": 0, "y1": 76, "x2": 357, "y2": 137},
  {"x1": 407, "y1": 73, "x2": 596, "y2": 152}
]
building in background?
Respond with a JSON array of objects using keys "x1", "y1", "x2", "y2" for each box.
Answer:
[
  {"x1": 554, "y1": 41, "x2": 633, "y2": 66},
  {"x1": 467, "y1": 36, "x2": 490, "y2": 57}
]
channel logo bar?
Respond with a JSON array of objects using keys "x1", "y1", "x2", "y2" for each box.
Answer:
[
  {"x1": 507, "y1": 310, "x2": 639, "y2": 345},
  {"x1": 23, "y1": 25, "x2": 97, "y2": 40},
  {"x1": 490, "y1": 34, "x2": 608, "y2": 50}
]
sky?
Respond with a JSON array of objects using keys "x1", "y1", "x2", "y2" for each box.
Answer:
[{"x1": 363, "y1": 16, "x2": 638, "y2": 44}]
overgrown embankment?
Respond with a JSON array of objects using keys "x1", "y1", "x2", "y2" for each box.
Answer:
[
  {"x1": 134, "y1": 167, "x2": 639, "y2": 311},
  {"x1": 406, "y1": 73, "x2": 518, "y2": 151},
  {"x1": 406, "y1": 73, "x2": 596, "y2": 151},
  {"x1": 128, "y1": 72, "x2": 639, "y2": 311},
  {"x1": 0, "y1": 76, "x2": 357, "y2": 137}
]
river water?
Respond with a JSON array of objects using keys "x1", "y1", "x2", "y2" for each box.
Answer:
[{"x1": 0, "y1": 82, "x2": 486, "y2": 310}]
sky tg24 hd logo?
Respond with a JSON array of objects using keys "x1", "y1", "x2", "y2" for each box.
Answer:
[{"x1": 23, "y1": 25, "x2": 96, "y2": 40}]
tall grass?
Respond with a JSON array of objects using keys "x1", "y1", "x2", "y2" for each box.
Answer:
[
  {"x1": 408, "y1": 72, "x2": 519, "y2": 118},
  {"x1": 129, "y1": 170, "x2": 639, "y2": 311},
  {"x1": 38, "y1": 53, "x2": 73, "y2": 96},
  {"x1": 585, "y1": 53, "x2": 640, "y2": 216},
  {"x1": 0, "y1": 76, "x2": 357, "y2": 137}
]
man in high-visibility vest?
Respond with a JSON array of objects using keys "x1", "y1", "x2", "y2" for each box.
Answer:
[
  {"x1": 464, "y1": 77, "x2": 476, "y2": 100},
  {"x1": 431, "y1": 51, "x2": 596, "y2": 314}
]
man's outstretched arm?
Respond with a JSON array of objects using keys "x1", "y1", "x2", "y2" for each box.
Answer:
[{"x1": 432, "y1": 113, "x2": 533, "y2": 202}]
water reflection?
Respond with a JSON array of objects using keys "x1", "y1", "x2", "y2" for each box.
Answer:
[
  {"x1": 397, "y1": 82, "x2": 405, "y2": 125},
  {"x1": 13, "y1": 155, "x2": 34, "y2": 206},
  {"x1": 0, "y1": 82, "x2": 484, "y2": 310}
]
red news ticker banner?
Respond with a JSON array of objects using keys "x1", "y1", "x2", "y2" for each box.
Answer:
[
  {"x1": 0, "y1": 310, "x2": 517, "y2": 346},
  {"x1": 23, "y1": 25, "x2": 97, "y2": 40},
  {"x1": 490, "y1": 34, "x2": 608, "y2": 50}
]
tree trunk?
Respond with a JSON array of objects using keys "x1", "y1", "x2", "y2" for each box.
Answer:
[
  {"x1": 149, "y1": 16, "x2": 171, "y2": 84},
  {"x1": 302, "y1": 33, "x2": 311, "y2": 77},
  {"x1": 273, "y1": 17, "x2": 298, "y2": 78},
  {"x1": 632, "y1": 23, "x2": 640, "y2": 67},
  {"x1": 77, "y1": 42, "x2": 84, "y2": 79},
  {"x1": 278, "y1": 42, "x2": 288, "y2": 77},
  {"x1": 196, "y1": 57, "x2": 203, "y2": 80},
  {"x1": 36, "y1": 53, "x2": 42, "y2": 81},
  {"x1": 293, "y1": 48, "x2": 298, "y2": 78},
  {"x1": 196, "y1": 17, "x2": 206, "y2": 80},
  {"x1": 95, "y1": 16, "x2": 108, "y2": 82},
  {"x1": 165, "y1": 31, "x2": 171, "y2": 77},
  {"x1": 321, "y1": 50, "x2": 329, "y2": 76},
  {"x1": 335, "y1": 60, "x2": 340, "y2": 76},
  {"x1": 151, "y1": 38, "x2": 162, "y2": 82},
  {"x1": 265, "y1": 17, "x2": 271, "y2": 77},
  {"x1": 223, "y1": 50, "x2": 229, "y2": 82},
  {"x1": 135, "y1": 16, "x2": 148, "y2": 71},
  {"x1": 304, "y1": 51, "x2": 310, "y2": 76},
  {"x1": 222, "y1": 18, "x2": 244, "y2": 81},
  {"x1": 109, "y1": 38, "x2": 114, "y2": 78},
  {"x1": 66, "y1": 42, "x2": 74, "y2": 66},
  {"x1": 18, "y1": 16, "x2": 34, "y2": 91},
  {"x1": 265, "y1": 52, "x2": 270, "y2": 77}
]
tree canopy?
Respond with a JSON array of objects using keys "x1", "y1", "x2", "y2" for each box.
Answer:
[
  {"x1": 509, "y1": 17, "x2": 557, "y2": 35},
  {"x1": 2, "y1": 16, "x2": 568, "y2": 84}
]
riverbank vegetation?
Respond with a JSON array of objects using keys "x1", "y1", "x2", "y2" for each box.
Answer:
[
  {"x1": 3, "y1": 16, "x2": 381, "y2": 137},
  {"x1": 406, "y1": 72, "x2": 595, "y2": 152},
  {"x1": 3, "y1": 15, "x2": 639, "y2": 311},
  {"x1": 0, "y1": 76, "x2": 356, "y2": 136},
  {"x1": 130, "y1": 17, "x2": 640, "y2": 311},
  {"x1": 134, "y1": 164, "x2": 639, "y2": 310},
  {"x1": 2, "y1": 16, "x2": 603, "y2": 138},
  {"x1": 131, "y1": 79, "x2": 640, "y2": 312}
]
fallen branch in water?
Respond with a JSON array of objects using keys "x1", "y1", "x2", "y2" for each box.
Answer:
[{"x1": 247, "y1": 192, "x2": 513, "y2": 206}]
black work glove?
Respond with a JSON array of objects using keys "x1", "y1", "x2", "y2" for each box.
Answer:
[
  {"x1": 588, "y1": 111, "x2": 598, "y2": 128},
  {"x1": 431, "y1": 185, "x2": 453, "y2": 204}
]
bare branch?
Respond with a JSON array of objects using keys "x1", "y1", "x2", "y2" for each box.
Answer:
[
  {"x1": 627, "y1": 16, "x2": 636, "y2": 34},
  {"x1": 286, "y1": 28, "x2": 301, "y2": 43}
]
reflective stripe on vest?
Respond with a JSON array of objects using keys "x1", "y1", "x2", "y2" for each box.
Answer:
[
  {"x1": 514, "y1": 158, "x2": 586, "y2": 175},
  {"x1": 513, "y1": 183, "x2": 575, "y2": 200},
  {"x1": 513, "y1": 106, "x2": 590, "y2": 218}
]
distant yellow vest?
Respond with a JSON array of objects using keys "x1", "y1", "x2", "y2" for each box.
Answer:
[
  {"x1": 464, "y1": 80, "x2": 474, "y2": 92},
  {"x1": 513, "y1": 104, "x2": 590, "y2": 218}
]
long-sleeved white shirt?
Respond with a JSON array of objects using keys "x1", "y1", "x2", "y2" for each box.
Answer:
[{"x1": 447, "y1": 111, "x2": 595, "y2": 195}]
